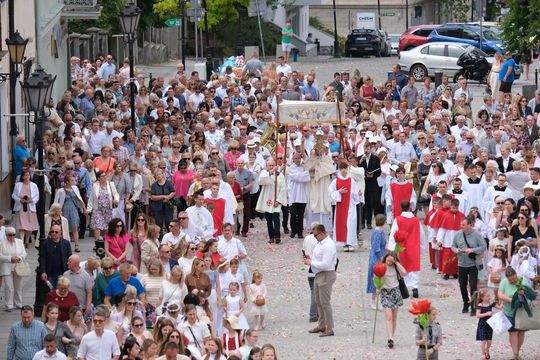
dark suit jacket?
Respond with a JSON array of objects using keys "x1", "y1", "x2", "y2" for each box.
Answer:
[
  {"x1": 359, "y1": 154, "x2": 381, "y2": 187},
  {"x1": 169, "y1": 259, "x2": 179, "y2": 269},
  {"x1": 496, "y1": 156, "x2": 514, "y2": 173},
  {"x1": 525, "y1": 124, "x2": 540, "y2": 144},
  {"x1": 39, "y1": 238, "x2": 72, "y2": 277}
]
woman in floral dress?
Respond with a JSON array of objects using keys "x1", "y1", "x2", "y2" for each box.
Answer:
[{"x1": 87, "y1": 171, "x2": 119, "y2": 240}]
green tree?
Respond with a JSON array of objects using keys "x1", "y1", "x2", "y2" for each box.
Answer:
[
  {"x1": 439, "y1": 0, "x2": 470, "y2": 22},
  {"x1": 500, "y1": 0, "x2": 539, "y2": 52},
  {"x1": 153, "y1": 0, "x2": 249, "y2": 30}
]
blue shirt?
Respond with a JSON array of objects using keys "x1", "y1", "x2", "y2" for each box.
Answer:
[
  {"x1": 14, "y1": 144, "x2": 30, "y2": 176},
  {"x1": 302, "y1": 85, "x2": 319, "y2": 101},
  {"x1": 104, "y1": 276, "x2": 145, "y2": 304},
  {"x1": 499, "y1": 58, "x2": 516, "y2": 83},
  {"x1": 7, "y1": 320, "x2": 48, "y2": 360},
  {"x1": 389, "y1": 73, "x2": 408, "y2": 90},
  {"x1": 329, "y1": 140, "x2": 340, "y2": 154}
]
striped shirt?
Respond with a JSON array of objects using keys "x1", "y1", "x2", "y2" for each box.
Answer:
[{"x1": 7, "y1": 320, "x2": 48, "y2": 360}]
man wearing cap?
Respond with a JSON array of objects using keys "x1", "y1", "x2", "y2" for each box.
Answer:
[
  {"x1": 359, "y1": 143, "x2": 382, "y2": 229},
  {"x1": 240, "y1": 139, "x2": 265, "y2": 169},
  {"x1": 256, "y1": 159, "x2": 288, "y2": 244},
  {"x1": 385, "y1": 167, "x2": 416, "y2": 223}
]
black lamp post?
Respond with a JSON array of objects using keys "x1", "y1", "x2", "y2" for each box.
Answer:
[
  {"x1": 5, "y1": 31, "x2": 28, "y2": 188},
  {"x1": 332, "y1": 0, "x2": 340, "y2": 58},
  {"x1": 20, "y1": 66, "x2": 55, "y2": 316},
  {"x1": 119, "y1": 3, "x2": 142, "y2": 132}
]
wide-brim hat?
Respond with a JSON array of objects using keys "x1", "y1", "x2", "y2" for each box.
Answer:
[{"x1": 224, "y1": 315, "x2": 242, "y2": 330}]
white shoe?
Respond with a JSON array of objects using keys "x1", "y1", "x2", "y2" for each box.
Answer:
[{"x1": 371, "y1": 303, "x2": 377, "y2": 310}]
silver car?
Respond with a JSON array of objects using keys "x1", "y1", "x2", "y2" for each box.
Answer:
[
  {"x1": 398, "y1": 41, "x2": 492, "y2": 81},
  {"x1": 389, "y1": 33, "x2": 401, "y2": 55}
]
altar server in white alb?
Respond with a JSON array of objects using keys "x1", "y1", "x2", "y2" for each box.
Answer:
[{"x1": 329, "y1": 162, "x2": 362, "y2": 251}]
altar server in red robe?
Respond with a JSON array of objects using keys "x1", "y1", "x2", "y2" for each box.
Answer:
[
  {"x1": 329, "y1": 162, "x2": 362, "y2": 252},
  {"x1": 388, "y1": 200, "x2": 425, "y2": 298},
  {"x1": 385, "y1": 167, "x2": 416, "y2": 222},
  {"x1": 435, "y1": 197, "x2": 465, "y2": 280}
]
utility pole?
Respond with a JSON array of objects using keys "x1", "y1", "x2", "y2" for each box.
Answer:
[
  {"x1": 332, "y1": 0, "x2": 340, "y2": 58},
  {"x1": 8, "y1": 0, "x2": 17, "y2": 189},
  {"x1": 179, "y1": 0, "x2": 186, "y2": 67},
  {"x1": 405, "y1": 0, "x2": 409, "y2": 31},
  {"x1": 377, "y1": 0, "x2": 382, "y2": 30}
]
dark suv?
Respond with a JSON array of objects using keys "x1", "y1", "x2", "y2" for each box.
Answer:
[{"x1": 345, "y1": 28, "x2": 389, "y2": 57}]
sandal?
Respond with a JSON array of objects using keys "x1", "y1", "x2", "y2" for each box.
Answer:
[
  {"x1": 485, "y1": 349, "x2": 490, "y2": 359},
  {"x1": 74, "y1": 246, "x2": 80, "y2": 253}
]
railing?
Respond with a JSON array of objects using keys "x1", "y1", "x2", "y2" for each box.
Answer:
[{"x1": 63, "y1": 0, "x2": 98, "y2": 7}]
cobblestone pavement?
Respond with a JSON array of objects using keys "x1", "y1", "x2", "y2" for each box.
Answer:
[
  {"x1": 2, "y1": 218, "x2": 540, "y2": 359},
  {"x1": 2, "y1": 56, "x2": 540, "y2": 359}
]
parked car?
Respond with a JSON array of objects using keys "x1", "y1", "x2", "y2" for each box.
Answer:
[
  {"x1": 380, "y1": 30, "x2": 393, "y2": 57},
  {"x1": 427, "y1": 23, "x2": 504, "y2": 55},
  {"x1": 399, "y1": 25, "x2": 438, "y2": 51},
  {"x1": 345, "y1": 28, "x2": 390, "y2": 57},
  {"x1": 389, "y1": 33, "x2": 401, "y2": 55},
  {"x1": 398, "y1": 42, "x2": 493, "y2": 81}
]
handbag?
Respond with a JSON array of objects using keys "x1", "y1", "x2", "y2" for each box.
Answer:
[
  {"x1": 108, "y1": 181, "x2": 118, "y2": 209},
  {"x1": 463, "y1": 232, "x2": 483, "y2": 271},
  {"x1": 394, "y1": 264, "x2": 409, "y2": 299},
  {"x1": 255, "y1": 295, "x2": 266, "y2": 306},
  {"x1": 14, "y1": 261, "x2": 31, "y2": 277},
  {"x1": 515, "y1": 305, "x2": 540, "y2": 331},
  {"x1": 487, "y1": 310, "x2": 512, "y2": 335}
]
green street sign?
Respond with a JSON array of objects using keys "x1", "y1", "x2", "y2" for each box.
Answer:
[
  {"x1": 165, "y1": 18, "x2": 182, "y2": 27},
  {"x1": 382, "y1": 12, "x2": 395, "y2": 16}
]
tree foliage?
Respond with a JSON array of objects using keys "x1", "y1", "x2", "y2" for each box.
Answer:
[
  {"x1": 153, "y1": 0, "x2": 249, "y2": 30},
  {"x1": 439, "y1": 0, "x2": 470, "y2": 22},
  {"x1": 500, "y1": 0, "x2": 540, "y2": 52}
]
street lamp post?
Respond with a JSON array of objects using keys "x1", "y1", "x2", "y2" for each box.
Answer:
[
  {"x1": 4, "y1": 31, "x2": 28, "y2": 187},
  {"x1": 119, "y1": 3, "x2": 142, "y2": 132},
  {"x1": 20, "y1": 66, "x2": 56, "y2": 316},
  {"x1": 332, "y1": 0, "x2": 340, "y2": 58}
]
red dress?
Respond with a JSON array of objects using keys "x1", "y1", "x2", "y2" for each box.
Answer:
[
  {"x1": 45, "y1": 290, "x2": 80, "y2": 321},
  {"x1": 223, "y1": 331, "x2": 241, "y2": 352}
]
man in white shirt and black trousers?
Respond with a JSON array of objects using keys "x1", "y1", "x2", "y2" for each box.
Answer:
[{"x1": 304, "y1": 224, "x2": 337, "y2": 337}]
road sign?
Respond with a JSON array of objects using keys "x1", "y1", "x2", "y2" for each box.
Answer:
[
  {"x1": 248, "y1": 0, "x2": 267, "y2": 17},
  {"x1": 187, "y1": 8, "x2": 205, "y2": 22},
  {"x1": 164, "y1": 18, "x2": 182, "y2": 27},
  {"x1": 382, "y1": 12, "x2": 395, "y2": 16}
]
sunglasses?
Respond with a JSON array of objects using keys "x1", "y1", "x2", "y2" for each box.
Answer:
[
  {"x1": 116, "y1": 224, "x2": 123, "y2": 228},
  {"x1": 496, "y1": 202, "x2": 504, "y2": 205},
  {"x1": 189, "y1": 247, "x2": 197, "y2": 250},
  {"x1": 133, "y1": 323, "x2": 144, "y2": 328},
  {"x1": 93, "y1": 319, "x2": 105, "y2": 324},
  {"x1": 179, "y1": 217, "x2": 187, "y2": 220},
  {"x1": 137, "y1": 218, "x2": 145, "y2": 222},
  {"x1": 49, "y1": 231, "x2": 59, "y2": 234},
  {"x1": 103, "y1": 266, "x2": 113, "y2": 271},
  {"x1": 128, "y1": 301, "x2": 137, "y2": 305}
]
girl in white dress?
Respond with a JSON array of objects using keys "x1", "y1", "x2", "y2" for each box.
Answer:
[
  {"x1": 487, "y1": 245, "x2": 507, "y2": 299},
  {"x1": 248, "y1": 271, "x2": 268, "y2": 330},
  {"x1": 224, "y1": 282, "x2": 249, "y2": 329}
]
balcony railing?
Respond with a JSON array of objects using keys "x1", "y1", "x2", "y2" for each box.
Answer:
[{"x1": 62, "y1": 0, "x2": 101, "y2": 20}]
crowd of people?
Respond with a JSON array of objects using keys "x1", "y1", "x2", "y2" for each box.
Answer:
[{"x1": 1, "y1": 45, "x2": 540, "y2": 359}]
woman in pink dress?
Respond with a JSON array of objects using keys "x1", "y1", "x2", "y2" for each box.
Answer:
[
  {"x1": 359, "y1": 77, "x2": 376, "y2": 109},
  {"x1": 104, "y1": 218, "x2": 131, "y2": 269},
  {"x1": 224, "y1": 140, "x2": 241, "y2": 171},
  {"x1": 12, "y1": 171, "x2": 39, "y2": 247},
  {"x1": 171, "y1": 159, "x2": 194, "y2": 211}
]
